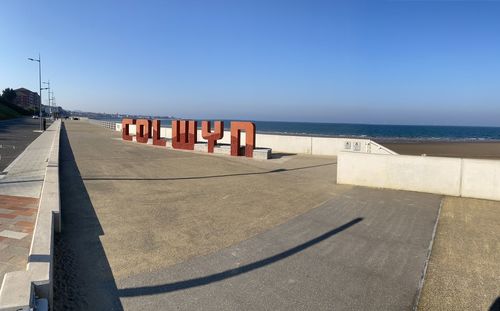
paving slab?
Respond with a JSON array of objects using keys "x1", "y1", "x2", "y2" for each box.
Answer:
[
  {"x1": 0, "y1": 230, "x2": 28, "y2": 240},
  {"x1": 0, "y1": 195, "x2": 38, "y2": 286},
  {"x1": 54, "y1": 120, "x2": 442, "y2": 310}
]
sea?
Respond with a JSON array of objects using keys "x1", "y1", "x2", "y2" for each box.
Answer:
[{"x1": 97, "y1": 118, "x2": 500, "y2": 142}]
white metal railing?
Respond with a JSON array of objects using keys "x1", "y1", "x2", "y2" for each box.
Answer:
[{"x1": 88, "y1": 119, "x2": 116, "y2": 130}]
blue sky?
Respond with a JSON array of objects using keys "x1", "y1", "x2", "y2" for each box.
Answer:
[{"x1": 1, "y1": 0, "x2": 499, "y2": 126}]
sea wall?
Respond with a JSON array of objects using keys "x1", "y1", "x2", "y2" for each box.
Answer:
[
  {"x1": 461, "y1": 159, "x2": 500, "y2": 201},
  {"x1": 337, "y1": 152, "x2": 461, "y2": 196},
  {"x1": 113, "y1": 122, "x2": 397, "y2": 156},
  {"x1": 338, "y1": 152, "x2": 500, "y2": 201}
]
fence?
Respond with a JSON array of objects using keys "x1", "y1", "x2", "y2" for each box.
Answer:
[{"x1": 87, "y1": 119, "x2": 116, "y2": 130}]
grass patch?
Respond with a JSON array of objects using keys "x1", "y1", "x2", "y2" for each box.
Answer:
[{"x1": 0, "y1": 102, "x2": 22, "y2": 120}]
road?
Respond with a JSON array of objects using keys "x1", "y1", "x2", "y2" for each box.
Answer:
[{"x1": 0, "y1": 118, "x2": 47, "y2": 172}]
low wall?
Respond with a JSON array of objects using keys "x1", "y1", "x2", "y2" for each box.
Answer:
[
  {"x1": 0, "y1": 120, "x2": 61, "y2": 311},
  {"x1": 112, "y1": 122, "x2": 397, "y2": 156},
  {"x1": 338, "y1": 151, "x2": 500, "y2": 201},
  {"x1": 337, "y1": 152, "x2": 462, "y2": 196},
  {"x1": 461, "y1": 159, "x2": 500, "y2": 201}
]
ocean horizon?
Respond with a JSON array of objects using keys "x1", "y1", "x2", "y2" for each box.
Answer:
[{"x1": 96, "y1": 117, "x2": 500, "y2": 142}]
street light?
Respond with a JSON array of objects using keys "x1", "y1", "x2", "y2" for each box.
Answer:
[
  {"x1": 28, "y1": 54, "x2": 43, "y2": 131},
  {"x1": 42, "y1": 81, "x2": 51, "y2": 117}
]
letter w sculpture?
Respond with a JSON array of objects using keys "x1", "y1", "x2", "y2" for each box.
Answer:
[{"x1": 171, "y1": 120, "x2": 197, "y2": 150}]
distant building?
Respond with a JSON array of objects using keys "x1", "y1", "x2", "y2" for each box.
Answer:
[
  {"x1": 43, "y1": 106, "x2": 51, "y2": 114},
  {"x1": 14, "y1": 88, "x2": 40, "y2": 111},
  {"x1": 44, "y1": 105, "x2": 63, "y2": 117}
]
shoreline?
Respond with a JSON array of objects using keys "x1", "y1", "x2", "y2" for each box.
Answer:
[
  {"x1": 383, "y1": 141, "x2": 500, "y2": 159},
  {"x1": 92, "y1": 118, "x2": 500, "y2": 142},
  {"x1": 95, "y1": 119, "x2": 500, "y2": 142}
]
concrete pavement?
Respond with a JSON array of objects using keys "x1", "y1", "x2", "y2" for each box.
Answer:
[
  {"x1": 418, "y1": 197, "x2": 500, "y2": 310},
  {"x1": 54, "y1": 120, "x2": 442, "y2": 310},
  {"x1": 0, "y1": 122, "x2": 57, "y2": 198},
  {"x1": 118, "y1": 187, "x2": 441, "y2": 310}
]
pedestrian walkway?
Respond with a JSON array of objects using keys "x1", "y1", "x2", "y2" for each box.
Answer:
[
  {"x1": 0, "y1": 124, "x2": 57, "y2": 198},
  {"x1": 54, "y1": 120, "x2": 442, "y2": 310},
  {"x1": 118, "y1": 187, "x2": 441, "y2": 311},
  {"x1": 418, "y1": 197, "x2": 500, "y2": 310},
  {"x1": 0, "y1": 123, "x2": 57, "y2": 286},
  {"x1": 0, "y1": 195, "x2": 38, "y2": 283}
]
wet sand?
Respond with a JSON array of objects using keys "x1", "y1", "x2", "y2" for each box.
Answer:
[{"x1": 381, "y1": 141, "x2": 500, "y2": 159}]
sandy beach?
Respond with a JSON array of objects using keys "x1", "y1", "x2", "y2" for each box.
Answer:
[{"x1": 382, "y1": 141, "x2": 500, "y2": 159}]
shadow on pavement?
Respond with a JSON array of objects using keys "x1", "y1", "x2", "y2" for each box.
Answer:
[
  {"x1": 490, "y1": 297, "x2": 500, "y2": 311},
  {"x1": 118, "y1": 217, "x2": 362, "y2": 298},
  {"x1": 270, "y1": 152, "x2": 297, "y2": 159},
  {"x1": 0, "y1": 179, "x2": 44, "y2": 184},
  {"x1": 53, "y1": 123, "x2": 123, "y2": 310},
  {"x1": 81, "y1": 162, "x2": 337, "y2": 182}
]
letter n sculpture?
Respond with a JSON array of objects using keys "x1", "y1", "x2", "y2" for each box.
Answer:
[
  {"x1": 202, "y1": 121, "x2": 224, "y2": 153},
  {"x1": 172, "y1": 120, "x2": 197, "y2": 150},
  {"x1": 122, "y1": 118, "x2": 136, "y2": 141},
  {"x1": 135, "y1": 119, "x2": 151, "y2": 143},
  {"x1": 230, "y1": 121, "x2": 256, "y2": 158}
]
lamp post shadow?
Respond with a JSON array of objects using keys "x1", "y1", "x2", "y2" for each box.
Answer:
[{"x1": 118, "y1": 217, "x2": 362, "y2": 298}]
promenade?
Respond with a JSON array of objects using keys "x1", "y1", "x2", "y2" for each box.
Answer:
[{"x1": 54, "y1": 121, "x2": 442, "y2": 310}]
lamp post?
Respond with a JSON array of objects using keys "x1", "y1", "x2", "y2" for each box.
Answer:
[
  {"x1": 43, "y1": 81, "x2": 51, "y2": 117},
  {"x1": 51, "y1": 92, "x2": 56, "y2": 118},
  {"x1": 28, "y1": 54, "x2": 43, "y2": 131}
]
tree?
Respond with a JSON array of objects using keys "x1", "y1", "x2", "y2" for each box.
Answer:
[{"x1": 1, "y1": 88, "x2": 17, "y2": 104}]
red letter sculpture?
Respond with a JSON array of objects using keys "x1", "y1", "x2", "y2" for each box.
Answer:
[
  {"x1": 122, "y1": 118, "x2": 136, "y2": 141},
  {"x1": 152, "y1": 120, "x2": 166, "y2": 146},
  {"x1": 202, "y1": 121, "x2": 224, "y2": 153},
  {"x1": 135, "y1": 119, "x2": 151, "y2": 144},
  {"x1": 172, "y1": 120, "x2": 197, "y2": 150},
  {"x1": 230, "y1": 121, "x2": 256, "y2": 158}
]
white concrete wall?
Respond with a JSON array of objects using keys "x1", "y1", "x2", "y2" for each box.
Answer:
[
  {"x1": 338, "y1": 151, "x2": 500, "y2": 201},
  {"x1": 112, "y1": 122, "x2": 397, "y2": 156},
  {"x1": 461, "y1": 159, "x2": 500, "y2": 201},
  {"x1": 256, "y1": 133, "x2": 311, "y2": 154},
  {"x1": 337, "y1": 152, "x2": 462, "y2": 196}
]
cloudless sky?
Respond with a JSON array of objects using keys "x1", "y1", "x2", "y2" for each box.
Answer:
[{"x1": 1, "y1": 0, "x2": 499, "y2": 126}]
